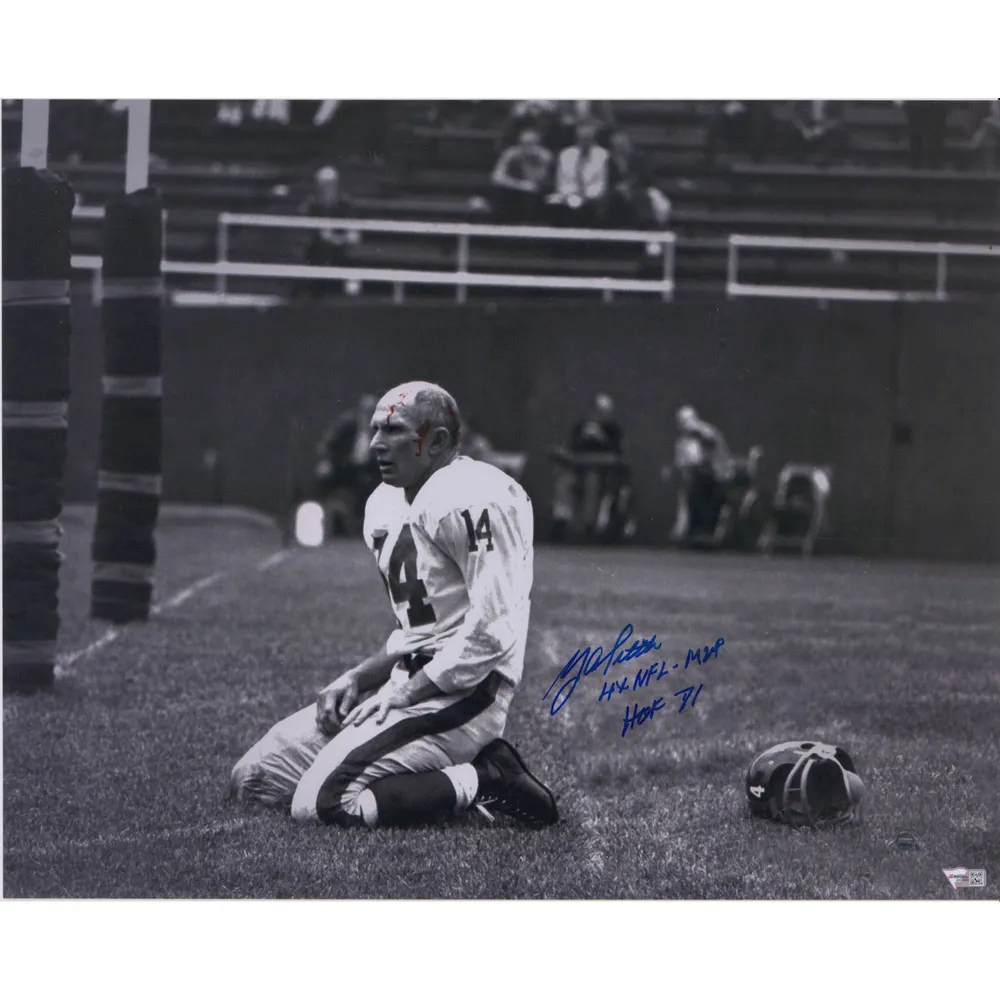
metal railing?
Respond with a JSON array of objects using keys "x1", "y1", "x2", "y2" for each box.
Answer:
[
  {"x1": 215, "y1": 212, "x2": 676, "y2": 303},
  {"x1": 71, "y1": 206, "x2": 676, "y2": 304},
  {"x1": 726, "y1": 233, "x2": 1000, "y2": 302},
  {"x1": 71, "y1": 206, "x2": 999, "y2": 305}
]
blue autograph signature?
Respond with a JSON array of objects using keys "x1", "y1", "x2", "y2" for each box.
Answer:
[
  {"x1": 542, "y1": 624, "x2": 663, "y2": 717},
  {"x1": 543, "y1": 629, "x2": 725, "y2": 740}
]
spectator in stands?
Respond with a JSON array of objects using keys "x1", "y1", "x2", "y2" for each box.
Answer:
[
  {"x1": 489, "y1": 127, "x2": 553, "y2": 223},
  {"x1": 552, "y1": 101, "x2": 616, "y2": 148},
  {"x1": 296, "y1": 166, "x2": 359, "y2": 298},
  {"x1": 902, "y1": 101, "x2": 949, "y2": 169},
  {"x1": 790, "y1": 101, "x2": 846, "y2": 163},
  {"x1": 546, "y1": 119, "x2": 610, "y2": 227},
  {"x1": 605, "y1": 131, "x2": 672, "y2": 229},
  {"x1": 969, "y1": 100, "x2": 1000, "y2": 169},
  {"x1": 500, "y1": 101, "x2": 559, "y2": 149}
]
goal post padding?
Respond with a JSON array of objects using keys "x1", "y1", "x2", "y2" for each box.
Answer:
[
  {"x1": 90, "y1": 189, "x2": 164, "y2": 623},
  {"x1": 2, "y1": 167, "x2": 76, "y2": 693}
]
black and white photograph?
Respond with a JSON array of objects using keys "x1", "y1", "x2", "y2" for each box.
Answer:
[{"x1": 2, "y1": 9, "x2": 998, "y2": 985}]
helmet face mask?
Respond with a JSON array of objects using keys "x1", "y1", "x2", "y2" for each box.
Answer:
[
  {"x1": 781, "y1": 754, "x2": 859, "y2": 827},
  {"x1": 747, "y1": 741, "x2": 864, "y2": 829}
]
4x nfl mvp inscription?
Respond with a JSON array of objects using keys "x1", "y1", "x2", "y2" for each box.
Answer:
[{"x1": 543, "y1": 624, "x2": 722, "y2": 735}]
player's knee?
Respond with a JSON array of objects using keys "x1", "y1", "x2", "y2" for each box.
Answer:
[
  {"x1": 229, "y1": 755, "x2": 256, "y2": 801},
  {"x1": 231, "y1": 749, "x2": 301, "y2": 810},
  {"x1": 230, "y1": 756, "x2": 275, "y2": 805}
]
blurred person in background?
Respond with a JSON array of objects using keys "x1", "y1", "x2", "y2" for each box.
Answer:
[
  {"x1": 489, "y1": 127, "x2": 553, "y2": 223},
  {"x1": 551, "y1": 393, "x2": 634, "y2": 542},
  {"x1": 668, "y1": 405, "x2": 736, "y2": 543},
  {"x1": 546, "y1": 119, "x2": 610, "y2": 227},
  {"x1": 605, "y1": 131, "x2": 672, "y2": 229},
  {"x1": 552, "y1": 100, "x2": 616, "y2": 148},
  {"x1": 313, "y1": 393, "x2": 381, "y2": 536},
  {"x1": 500, "y1": 101, "x2": 558, "y2": 149},
  {"x1": 296, "y1": 166, "x2": 359, "y2": 299}
]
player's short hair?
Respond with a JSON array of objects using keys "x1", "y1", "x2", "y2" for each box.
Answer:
[{"x1": 378, "y1": 381, "x2": 463, "y2": 452}]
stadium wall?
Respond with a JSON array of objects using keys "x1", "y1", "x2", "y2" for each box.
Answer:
[{"x1": 63, "y1": 299, "x2": 1000, "y2": 562}]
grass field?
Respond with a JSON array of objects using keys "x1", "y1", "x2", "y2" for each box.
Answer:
[{"x1": 4, "y1": 506, "x2": 999, "y2": 899}]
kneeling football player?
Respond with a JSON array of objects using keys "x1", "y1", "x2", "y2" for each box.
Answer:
[{"x1": 231, "y1": 381, "x2": 558, "y2": 829}]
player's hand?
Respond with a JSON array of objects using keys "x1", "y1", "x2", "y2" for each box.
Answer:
[
  {"x1": 316, "y1": 673, "x2": 359, "y2": 736},
  {"x1": 342, "y1": 687, "x2": 409, "y2": 728}
]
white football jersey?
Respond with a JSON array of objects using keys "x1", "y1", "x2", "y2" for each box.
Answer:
[{"x1": 362, "y1": 456, "x2": 534, "y2": 694}]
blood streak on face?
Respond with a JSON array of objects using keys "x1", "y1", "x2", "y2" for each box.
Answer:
[
  {"x1": 415, "y1": 421, "x2": 430, "y2": 457},
  {"x1": 385, "y1": 392, "x2": 409, "y2": 428}
]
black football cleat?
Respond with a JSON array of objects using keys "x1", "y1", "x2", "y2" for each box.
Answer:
[{"x1": 473, "y1": 738, "x2": 559, "y2": 826}]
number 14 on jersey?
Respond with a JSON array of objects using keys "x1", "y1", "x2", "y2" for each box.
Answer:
[{"x1": 461, "y1": 508, "x2": 494, "y2": 553}]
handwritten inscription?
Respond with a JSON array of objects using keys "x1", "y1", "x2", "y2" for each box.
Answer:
[
  {"x1": 544, "y1": 628, "x2": 725, "y2": 739},
  {"x1": 620, "y1": 684, "x2": 704, "y2": 738},
  {"x1": 597, "y1": 637, "x2": 724, "y2": 703},
  {"x1": 543, "y1": 624, "x2": 663, "y2": 717}
]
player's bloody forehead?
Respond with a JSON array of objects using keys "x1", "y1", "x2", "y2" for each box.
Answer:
[{"x1": 373, "y1": 399, "x2": 417, "y2": 431}]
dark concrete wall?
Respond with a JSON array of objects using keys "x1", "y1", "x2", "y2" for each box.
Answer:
[{"x1": 63, "y1": 298, "x2": 1000, "y2": 561}]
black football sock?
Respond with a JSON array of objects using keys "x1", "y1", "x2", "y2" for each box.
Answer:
[{"x1": 366, "y1": 770, "x2": 458, "y2": 827}]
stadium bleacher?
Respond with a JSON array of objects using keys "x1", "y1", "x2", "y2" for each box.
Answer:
[{"x1": 4, "y1": 99, "x2": 998, "y2": 299}]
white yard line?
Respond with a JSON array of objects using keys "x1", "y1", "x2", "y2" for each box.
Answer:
[
  {"x1": 55, "y1": 548, "x2": 293, "y2": 677},
  {"x1": 257, "y1": 550, "x2": 291, "y2": 572},
  {"x1": 151, "y1": 571, "x2": 225, "y2": 613},
  {"x1": 55, "y1": 628, "x2": 122, "y2": 672}
]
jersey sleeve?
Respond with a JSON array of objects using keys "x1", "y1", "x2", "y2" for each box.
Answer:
[{"x1": 420, "y1": 499, "x2": 530, "y2": 694}]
